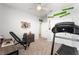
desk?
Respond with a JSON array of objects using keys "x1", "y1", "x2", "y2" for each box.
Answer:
[
  {"x1": 0, "y1": 39, "x2": 18, "y2": 55},
  {"x1": 0, "y1": 45, "x2": 18, "y2": 55},
  {"x1": 1, "y1": 41, "x2": 14, "y2": 47}
]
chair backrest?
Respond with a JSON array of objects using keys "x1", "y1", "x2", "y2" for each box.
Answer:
[
  {"x1": 9, "y1": 32, "x2": 21, "y2": 43},
  {"x1": 23, "y1": 33, "x2": 27, "y2": 42}
]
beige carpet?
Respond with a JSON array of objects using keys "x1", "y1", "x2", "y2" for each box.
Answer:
[{"x1": 19, "y1": 39, "x2": 61, "y2": 55}]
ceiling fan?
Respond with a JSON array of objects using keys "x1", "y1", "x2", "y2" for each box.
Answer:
[{"x1": 30, "y1": 3, "x2": 49, "y2": 11}]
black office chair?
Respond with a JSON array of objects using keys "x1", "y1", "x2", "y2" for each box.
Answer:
[{"x1": 9, "y1": 32, "x2": 28, "y2": 50}]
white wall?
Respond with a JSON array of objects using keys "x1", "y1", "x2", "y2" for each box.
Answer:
[
  {"x1": 0, "y1": 4, "x2": 40, "y2": 39},
  {"x1": 0, "y1": 5, "x2": 5, "y2": 35},
  {"x1": 41, "y1": 4, "x2": 79, "y2": 50}
]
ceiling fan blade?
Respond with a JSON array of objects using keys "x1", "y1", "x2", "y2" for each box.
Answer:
[{"x1": 42, "y1": 7, "x2": 48, "y2": 11}]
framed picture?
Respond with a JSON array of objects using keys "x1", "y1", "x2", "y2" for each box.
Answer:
[{"x1": 21, "y1": 21, "x2": 31, "y2": 29}]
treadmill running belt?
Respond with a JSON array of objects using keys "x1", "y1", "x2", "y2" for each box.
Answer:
[{"x1": 56, "y1": 44, "x2": 78, "y2": 55}]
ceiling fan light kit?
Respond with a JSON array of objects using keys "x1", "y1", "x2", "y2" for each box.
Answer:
[{"x1": 37, "y1": 5, "x2": 42, "y2": 11}]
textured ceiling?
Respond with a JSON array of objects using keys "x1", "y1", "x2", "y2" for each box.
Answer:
[{"x1": 1, "y1": 3, "x2": 76, "y2": 18}]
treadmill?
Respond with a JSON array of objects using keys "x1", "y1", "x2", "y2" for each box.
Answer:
[{"x1": 51, "y1": 22, "x2": 79, "y2": 55}]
